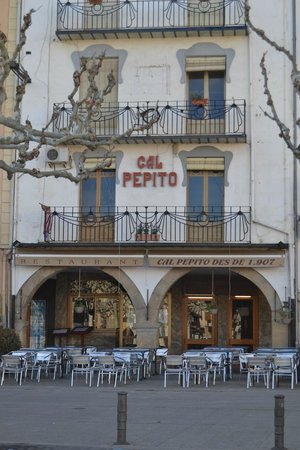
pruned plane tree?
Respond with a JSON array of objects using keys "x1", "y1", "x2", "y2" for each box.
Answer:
[{"x1": 0, "y1": 9, "x2": 155, "y2": 183}]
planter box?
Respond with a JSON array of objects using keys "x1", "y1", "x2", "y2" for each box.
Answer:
[
  {"x1": 150, "y1": 234, "x2": 160, "y2": 241},
  {"x1": 136, "y1": 233, "x2": 160, "y2": 241}
]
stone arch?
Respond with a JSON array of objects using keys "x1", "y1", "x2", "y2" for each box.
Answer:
[
  {"x1": 232, "y1": 268, "x2": 282, "y2": 310},
  {"x1": 148, "y1": 266, "x2": 279, "y2": 323},
  {"x1": 148, "y1": 268, "x2": 190, "y2": 323},
  {"x1": 14, "y1": 266, "x2": 146, "y2": 343}
]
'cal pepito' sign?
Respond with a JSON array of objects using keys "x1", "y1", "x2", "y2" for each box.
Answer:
[{"x1": 123, "y1": 155, "x2": 177, "y2": 187}]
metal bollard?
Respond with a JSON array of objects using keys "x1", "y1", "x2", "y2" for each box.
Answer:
[
  {"x1": 115, "y1": 391, "x2": 130, "y2": 446},
  {"x1": 272, "y1": 395, "x2": 287, "y2": 450}
]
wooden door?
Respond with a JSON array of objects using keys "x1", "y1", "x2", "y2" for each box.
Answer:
[
  {"x1": 187, "y1": 169, "x2": 224, "y2": 243},
  {"x1": 80, "y1": 169, "x2": 115, "y2": 242}
]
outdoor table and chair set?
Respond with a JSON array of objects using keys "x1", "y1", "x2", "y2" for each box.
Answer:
[
  {"x1": 0, "y1": 346, "x2": 157, "y2": 387},
  {"x1": 163, "y1": 347, "x2": 299, "y2": 389},
  {"x1": 0, "y1": 345, "x2": 299, "y2": 390}
]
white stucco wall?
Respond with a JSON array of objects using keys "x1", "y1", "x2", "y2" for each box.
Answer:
[{"x1": 13, "y1": 0, "x2": 298, "y2": 309}]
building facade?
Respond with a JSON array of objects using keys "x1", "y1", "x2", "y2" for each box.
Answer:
[{"x1": 9, "y1": 0, "x2": 300, "y2": 352}]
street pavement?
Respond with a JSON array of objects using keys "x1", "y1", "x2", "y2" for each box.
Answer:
[{"x1": 0, "y1": 371, "x2": 299, "y2": 450}]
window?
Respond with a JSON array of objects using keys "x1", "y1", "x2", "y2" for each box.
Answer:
[
  {"x1": 70, "y1": 279, "x2": 137, "y2": 348},
  {"x1": 183, "y1": 296, "x2": 217, "y2": 350},
  {"x1": 187, "y1": 157, "x2": 224, "y2": 242}
]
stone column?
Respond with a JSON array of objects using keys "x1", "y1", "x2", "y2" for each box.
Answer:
[
  {"x1": 272, "y1": 311, "x2": 289, "y2": 347},
  {"x1": 134, "y1": 322, "x2": 159, "y2": 348},
  {"x1": 55, "y1": 273, "x2": 69, "y2": 328}
]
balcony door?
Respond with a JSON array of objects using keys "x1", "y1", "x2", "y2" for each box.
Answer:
[
  {"x1": 187, "y1": 158, "x2": 224, "y2": 242},
  {"x1": 80, "y1": 57, "x2": 118, "y2": 136},
  {"x1": 80, "y1": 169, "x2": 115, "y2": 242},
  {"x1": 186, "y1": 56, "x2": 225, "y2": 135}
]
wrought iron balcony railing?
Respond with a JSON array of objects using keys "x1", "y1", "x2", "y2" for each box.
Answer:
[
  {"x1": 42, "y1": 206, "x2": 251, "y2": 244},
  {"x1": 53, "y1": 100, "x2": 246, "y2": 144},
  {"x1": 56, "y1": 0, "x2": 247, "y2": 40}
]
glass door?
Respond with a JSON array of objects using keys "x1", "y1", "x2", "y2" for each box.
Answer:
[
  {"x1": 228, "y1": 296, "x2": 258, "y2": 348},
  {"x1": 183, "y1": 296, "x2": 217, "y2": 351}
]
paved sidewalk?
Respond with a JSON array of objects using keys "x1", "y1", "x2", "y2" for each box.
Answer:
[{"x1": 0, "y1": 373, "x2": 299, "y2": 450}]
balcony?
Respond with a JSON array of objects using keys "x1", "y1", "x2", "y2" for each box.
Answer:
[
  {"x1": 42, "y1": 206, "x2": 251, "y2": 244},
  {"x1": 56, "y1": 0, "x2": 247, "y2": 40},
  {"x1": 53, "y1": 100, "x2": 246, "y2": 144}
]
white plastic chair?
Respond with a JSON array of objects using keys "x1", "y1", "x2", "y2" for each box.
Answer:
[
  {"x1": 205, "y1": 352, "x2": 227, "y2": 384},
  {"x1": 238, "y1": 353, "x2": 250, "y2": 382},
  {"x1": 246, "y1": 356, "x2": 270, "y2": 389},
  {"x1": 70, "y1": 355, "x2": 94, "y2": 387},
  {"x1": 163, "y1": 355, "x2": 186, "y2": 388},
  {"x1": 1, "y1": 355, "x2": 26, "y2": 386},
  {"x1": 272, "y1": 357, "x2": 296, "y2": 390},
  {"x1": 65, "y1": 348, "x2": 83, "y2": 374},
  {"x1": 33, "y1": 351, "x2": 60, "y2": 382},
  {"x1": 113, "y1": 351, "x2": 141, "y2": 384},
  {"x1": 185, "y1": 356, "x2": 210, "y2": 388},
  {"x1": 92, "y1": 355, "x2": 120, "y2": 388},
  {"x1": 156, "y1": 348, "x2": 168, "y2": 374}
]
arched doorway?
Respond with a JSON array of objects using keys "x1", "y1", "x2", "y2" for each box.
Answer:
[
  {"x1": 155, "y1": 268, "x2": 272, "y2": 353},
  {"x1": 20, "y1": 267, "x2": 144, "y2": 349}
]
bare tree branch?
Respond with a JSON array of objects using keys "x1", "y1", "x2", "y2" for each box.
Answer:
[
  {"x1": 245, "y1": 0, "x2": 300, "y2": 159},
  {"x1": 259, "y1": 53, "x2": 300, "y2": 157},
  {"x1": 0, "y1": 10, "x2": 154, "y2": 182}
]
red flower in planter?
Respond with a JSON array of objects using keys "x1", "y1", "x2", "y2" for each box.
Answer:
[{"x1": 191, "y1": 98, "x2": 208, "y2": 106}]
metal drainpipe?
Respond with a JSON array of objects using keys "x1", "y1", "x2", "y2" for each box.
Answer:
[
  {"x1": 292, "y1": 0, "x2": 298, "y2": 346},
  {"x1": 8, "y1": 0, "x2": 23, "y2": 328}
]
